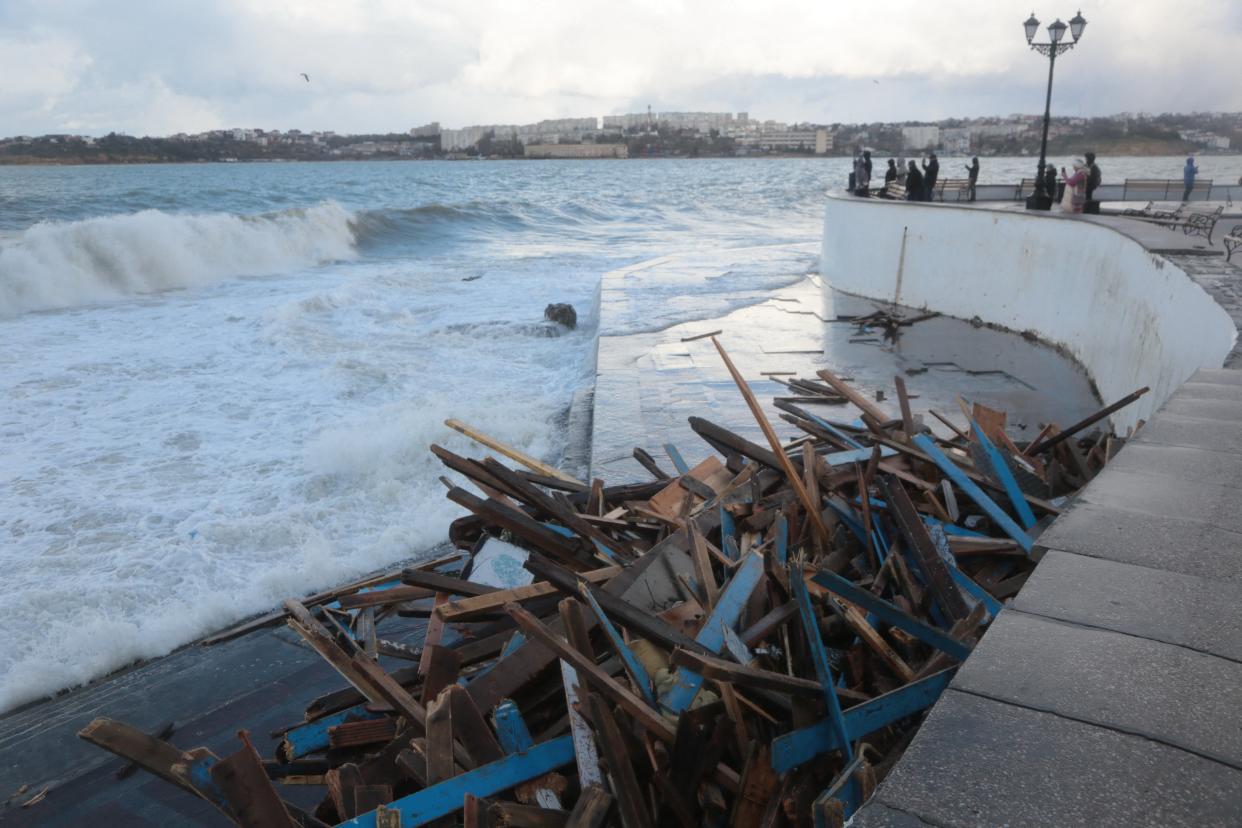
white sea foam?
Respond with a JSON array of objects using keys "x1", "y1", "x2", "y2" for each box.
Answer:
[{"x1": 0, "y1": 202, "x2": 358, "y2": 316}]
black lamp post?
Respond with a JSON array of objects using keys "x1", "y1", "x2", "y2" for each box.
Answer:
[{"x1": 1024, "y1": 10, "x2": 1088, "y2": 210}]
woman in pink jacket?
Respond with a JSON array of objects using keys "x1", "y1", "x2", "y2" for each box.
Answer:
[{"x1": 1059, "y1": 159, "x2": 1088, "y2": 214}]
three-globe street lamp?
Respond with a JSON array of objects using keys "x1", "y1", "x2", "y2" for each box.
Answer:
[{"x1": 1024, "y1": 10, "x2": 1088, "y2": 210}]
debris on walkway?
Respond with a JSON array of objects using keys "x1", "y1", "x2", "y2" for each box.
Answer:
[{"x1": 78, "y1": 340, "x2": 1148, "y2": 827}]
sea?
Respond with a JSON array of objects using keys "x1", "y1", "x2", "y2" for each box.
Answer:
[{"x1": 0, "y1": 154, "x2": 1237, "y2": 712}]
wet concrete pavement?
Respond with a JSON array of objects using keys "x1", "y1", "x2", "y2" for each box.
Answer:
[{"x1": 591, "y1": 243, "x2": 1101, "y2": 481}]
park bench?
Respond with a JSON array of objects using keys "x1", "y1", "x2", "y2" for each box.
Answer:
[
  {"x1": 871, "y1": 181, "x2": 907, "y2": 200},
  {"x1": 1183, "y1": 206, "x2": 1225, "y2": 242},
  {"x1": 1122, "y1": 178, "x2": 1214, "y2": 201},
  {"x1": 1015, "y1": 178, "x2": 1037, "y2": 199},
  {"x1": 1122, "y1": 201, "x2": 1155, "y2": 217},
  {"x1": 1224, "y1": 225, "x2": 1242, "y2": 262},
  {"x1": 935, "y1": 178, "x2": 973, "y2": 202}
]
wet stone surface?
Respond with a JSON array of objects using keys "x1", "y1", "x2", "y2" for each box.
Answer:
[{"x1": 590, "y1": 243, "x2": 1100, "y2": 481}]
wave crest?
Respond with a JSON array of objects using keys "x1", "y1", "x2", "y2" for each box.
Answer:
[{"x1": 0, "y1": 202, "x2": 358, "y2": 316}]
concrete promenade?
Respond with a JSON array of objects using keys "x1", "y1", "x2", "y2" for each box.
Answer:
[
  {"x1": 852, "y1": 368, "x2": 1242, "y2": 828},
  {"x1": 837, "y1": 202, "x2": 1242, "y2": 827}
]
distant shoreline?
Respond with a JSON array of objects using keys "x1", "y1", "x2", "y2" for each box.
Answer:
[{"x1": 4, "y1": 150, "x2": 1239, "y2": 168}]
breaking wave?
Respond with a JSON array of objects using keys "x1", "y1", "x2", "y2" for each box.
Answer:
[{"x1": 0, "y1": 202, "x2": 360, "y2": 316}]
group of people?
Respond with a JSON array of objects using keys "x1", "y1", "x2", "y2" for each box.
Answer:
[
  {"x1": 853, "y1": 151, "x2": 960, "y2": 202},
  {"x1": 1048, "y1": 152, "x2": 1103, "y2": 214}
]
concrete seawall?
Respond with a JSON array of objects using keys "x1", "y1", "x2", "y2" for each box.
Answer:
[{"x1": 820, "y1": 192, "x2": 1236, "y2": 431}]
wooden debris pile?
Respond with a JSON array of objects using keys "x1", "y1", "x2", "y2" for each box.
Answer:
[{"x1": 78, "y1": 339, "x2": 1148, "y2": 828}]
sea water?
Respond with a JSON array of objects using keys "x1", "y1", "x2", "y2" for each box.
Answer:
[{"x1": 0, "y1": 155, "x2": 1233, "y2": 711}]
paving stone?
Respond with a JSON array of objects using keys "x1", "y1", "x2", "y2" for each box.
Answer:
[
  {"x1": 1175, "y1": 380, "x2": 1242, "y2": 401},
  {"x1": 1190, "y1": 368, "x2": 1242, "y2": 386},
  {"x1": 1035, "y1": 497, "x2": 1242, "y2": 582},
  {"x1": 1016, "y1": 550, "x2": 1242, "y2": 662},
  {"x1": 1132, "y1": 411, "x2": 1242, "y2": 455},
  {"x1": 1077, "y1": 467, "x2": 1242, "y2": 535},
  {"x1": 951, "y1": 611, "x2": 1242, "y2": 768},
  {"x1": 848, "y1": 801, "x2": 937, "y2": 827},
  {"x1": 1103, "y1": 440, "x2": 1242, "y2": 489},
  {"x1": 1160, "y1": 394, "x2": 1242, "y2": 421},
  {"x1": 872, "y1": 690, "x2": 1242, "y2": 828}
]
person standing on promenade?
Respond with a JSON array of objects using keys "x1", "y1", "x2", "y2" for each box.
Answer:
[
  {"x1": 885, "y1": 159, "x2": 898, "y2": 186},
  {"x1": 854, "y1": 152, "x2": 870, "y2": 197},
  {"x1": 905, "y1": 161, "x2": 924, "y2": 202},
  {"x1": 863, "y1": 151, "x2": 873, "y2": 183},
  {"x1": 1183, "y1": 156, "x2": 1200, "y2": 202},
  {"x1": 896, "y1": 155, "x2": 907, "y2": 186},
  {"x1": 922, "y1": 152, "x2": 940, "y2": 201},
  {"x1": 1085, "y1": 152, "x2": 1101, "y2": 210},
  {"x1": 1043, "y1": 163, "x2": 1058, "y2": 206},
  {"x1": 1060, "y1": 158, "x2": 1088, "y2": 214},
  {"x1": 965, "y1": 157, "x2": 980, "y2": 202}
]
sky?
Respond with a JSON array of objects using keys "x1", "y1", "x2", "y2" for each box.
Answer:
[{"x1": 2, "y1": 0, "x2": 1240, "y2": 137}]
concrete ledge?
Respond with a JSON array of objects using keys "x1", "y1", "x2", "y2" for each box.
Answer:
[
  {"x1": 860, "y1": 690, "x2": 1242, "y2": 828},
  {"x1": 819, "y1": 192, "x2": 1237, "y2": 431}
]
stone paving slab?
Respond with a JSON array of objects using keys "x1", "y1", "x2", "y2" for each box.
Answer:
[
  {"x1": 950, "y1": 611, "x2": 1242, "y2": 769},
  {"x1": 868, "y1": 690, "x2": 1242, "y2": 828},
  {"x1": 1131, "y1": 411, "x2": 1242, "y2": 455},
  {"x1": 1076, "y1": 467, "x2": 1242, "y2": 535},
  {"x1": 1102, "y1": 440, "x2": 1242, "y2": 489},
  {"x1": 1016, "y1": 550, "x2": 1242, "y2": 663},
  {"x1": 1160, "y1": 394, "x2": 1242, "y2": 421},
  {"x1": 848, "y1": 802, "x2": 937, "y2": 827},
  {"x1": 1191, "y1": 368, "x2": 1242, "y2": 386},
  {"x1": 1035, "y1": 498, "x2": 1242, "y2": 582},
  {"x1": 1175, "y1": 380, "x2": 1242, "y2": 401}
]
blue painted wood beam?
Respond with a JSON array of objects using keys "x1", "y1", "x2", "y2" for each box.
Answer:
[
  {"x1": 970, "y1": 421, "x2": 1037, "y2": 530},
  {"x1": 660, "y1": 552, "x2": 765, "y2": 713},
  {"x1": 809, "y1": 570, "x2": 971, "y2": 661},
  {"x1": 663, "y1": 443, "x2": 691, "y2": 475},
  {"x1": 281, "y1": 705, "x2": 388, "y2": 759},
  {"x1": 770, "y1": 669, "x2": 957, "y2": 773},
  {"x1": 579, "y1": 586, "x2": 657, "y2": 706},
  {"x1": 791, "y1": 566, "x2": 853, "y2": 763},
  {"x1": 335, "y1": 734, "x2": 575, "y2": 827},
  {"x1": 911, "y1": 435, "x2": 1033, "y2": 553}
]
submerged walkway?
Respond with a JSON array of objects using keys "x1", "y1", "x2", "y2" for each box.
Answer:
[{"x1": 853, "y1": 368, "x2": 1242, "y2": 828}]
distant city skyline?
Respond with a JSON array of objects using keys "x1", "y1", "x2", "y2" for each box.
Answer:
[{"x1": 2, "y1": 1, "x2": 1241, "y2": 136}]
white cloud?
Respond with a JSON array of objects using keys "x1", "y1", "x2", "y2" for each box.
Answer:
[{"x1": 0, "y1": 0, "x2": 1238, "y2": 136}]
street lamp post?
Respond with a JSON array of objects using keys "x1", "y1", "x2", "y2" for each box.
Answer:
[{"x1": 1024, "y1": 10, "x2": 1088, "y2": 210}]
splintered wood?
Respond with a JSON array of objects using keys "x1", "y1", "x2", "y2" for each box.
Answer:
[{"x1": 79, "y1": 345, "x2": 1144, "y2": 828}]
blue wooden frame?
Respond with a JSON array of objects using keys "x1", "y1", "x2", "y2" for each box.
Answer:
[
  {"x1": 579, "y1": 586, "x2": 657, "y2": 706},
  {"x1": 334, "y1": 735, "x2": 576, "y2": 827},
  {"x1": 912, "y1": 435, "x2": 1033, "y2": 553},
  {"x1": 660, "y1": 552, "x2": 764, "y2": 713},
  {"x1": 809, "y1": 570, "x2": 971, "y2": 661},
  {"x1": 770, "y1": 669, "x2": 957, "y2": 773},
  {"x1": 970, "y1": 421, "x2": 1037, "y2": 530},
  {"x1": 791, "y1": 566, "x2": 853, "y2": 763},
  {"x1": 282, "y1": 705, "x2": 388, "y2": 759}
]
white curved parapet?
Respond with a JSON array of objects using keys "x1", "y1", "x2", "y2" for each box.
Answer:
[{"x1": 820, "y1": 191, "x2": 1237, "y2": 432}]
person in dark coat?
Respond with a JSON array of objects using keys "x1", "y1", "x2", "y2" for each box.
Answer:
[
  {"x1": 1042, "y1": 163, "x2": 1058, "y2": 205},
  {"x1": 863, "y1": 151, "x2": 873, "y2": 181},
  {"x1": 965, "y1": 157, "x2": 980, "y2": 202},
  {"x1": 1085, "y1": 152, "x2": 1101, "y2": 200},
  {"x1": 885, "y1": 159, "x2": 898, "y2": 185},
  {"x1": 905, "y1": 161, "x2": 924, "y2": 201},
  {"x1": 922, "y1": 152, "x2": 939, "y2": 201}
]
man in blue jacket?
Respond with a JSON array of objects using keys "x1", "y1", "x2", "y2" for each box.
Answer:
[{"x1": 1183, "y1": 156, "x2": 1199, "y2": 202}]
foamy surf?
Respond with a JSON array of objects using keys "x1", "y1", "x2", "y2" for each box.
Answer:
[{"x1": 0, "y1": 201, "x2": 359, "y2": 316}]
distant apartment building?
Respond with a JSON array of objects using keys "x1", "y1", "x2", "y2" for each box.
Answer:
[
  {"x1": 409, "y1": 122, "x2": 440, "y2": 138},
  {"x1": 737, "y1": 128, "x2": 831, "y2": 153},
  {"x1": 524, "y1": 143, "x2": 628, "y2": 159},
  {"x1": 901, "y1": 125, "x2": 940, "y2": 150},
  {"x1": 940, "y1": 127, "x2": 971, "y2": 154},
  {"x1": 602, "y1": 111, "x2": 750, "y2": 135},
  {"x1": 441, "y1": 118, "x2": 600, "y2": 151}
]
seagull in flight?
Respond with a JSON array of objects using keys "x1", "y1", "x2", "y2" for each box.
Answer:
[{"x1": 299, "y1": 73, "x2": 310, "y2": 82}]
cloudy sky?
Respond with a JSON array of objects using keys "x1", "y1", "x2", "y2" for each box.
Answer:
[{"x1": 2, "y1": 0, "x2": 1239, "y2": 136}]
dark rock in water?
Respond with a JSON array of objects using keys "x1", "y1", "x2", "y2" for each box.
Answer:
[{"x1": 544, "y1": 303, "x2": 577, "y2": 330}]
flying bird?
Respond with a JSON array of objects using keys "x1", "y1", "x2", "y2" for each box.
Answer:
[{"x1": 299, "y1": 73, "x2": 310, "y2": 82}]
